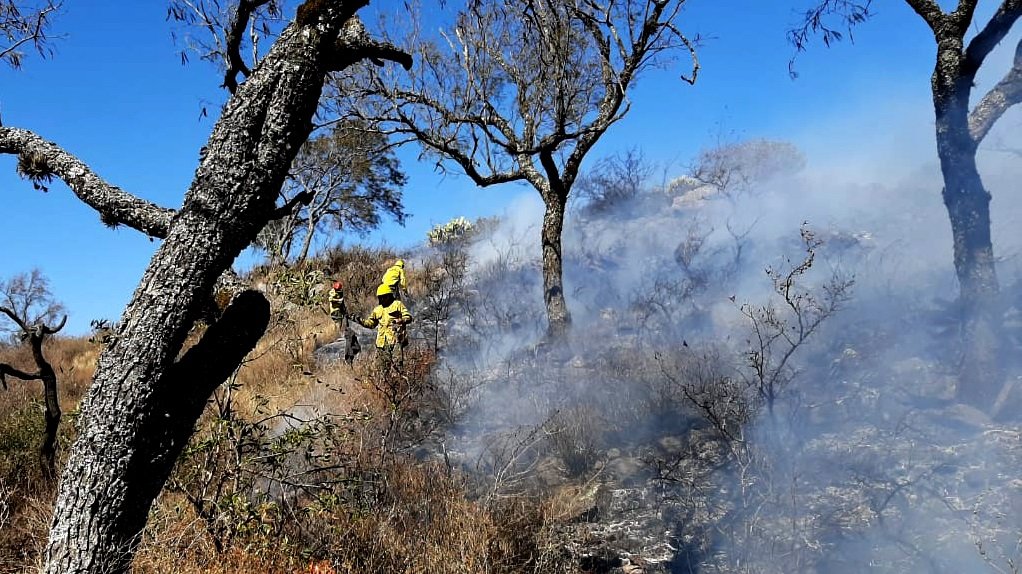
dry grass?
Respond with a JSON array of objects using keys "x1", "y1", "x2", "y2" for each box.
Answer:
[
  {"x1": 0, "y1": 248, "x2": 583, "y2": 574},
  {"x1": 0, "y1": 336, "x2": 97, "y2": 572}
]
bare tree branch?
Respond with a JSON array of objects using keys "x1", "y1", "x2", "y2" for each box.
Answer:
[
  {"x1": 0, "y1": 127, "x2": 175, "y2": 237},
  {"x1": 963, "y1": 0, "x2": 1022, "y2": 77},
  {"x1": 0, "y1": 362, "x2": 41, "y2": 389},
  {"x1": 970, "y1": 37, "x2": 1022, "y2": 143},
  {"x1": 0, "y1": 303, "x2": 29, "y2": 332},
  {"x1": 787, "y1": 0, "x2": 872, "y2": 67}
]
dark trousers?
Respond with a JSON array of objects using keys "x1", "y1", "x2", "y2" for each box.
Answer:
[{"x1": 332, "y1": 316, "x2": 360, "y2": 364}]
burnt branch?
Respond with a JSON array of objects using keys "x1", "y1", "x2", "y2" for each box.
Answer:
[
  {"x1": 41, "y1": 314, "x2": 66, "y2": 335},
  {"x1": 151, "y1": 290, "x2": 270, "y2": 467},
  {"x1": 0, "y1": 363, "x2": 40, "y2": 389},
  {"x1": 963, "y1": 0, "x2": 1022, "y2": 77},
  {"x1": 169, "y1": 290, "x2": 270, "y2": 399},
  {"x1": 0, "y1": 303, "x2": 65, "y2": 475},
  {"x1": 0, "y1": 127, "x2": 174, "y2": 237}
]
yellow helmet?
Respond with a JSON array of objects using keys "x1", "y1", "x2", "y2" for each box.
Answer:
[
  {"x1": 376, "y1": 284, "x2": 393, "y2": 296},
  {"x1": 395, "y1": 259, "x2": 405, "y2": 268}
]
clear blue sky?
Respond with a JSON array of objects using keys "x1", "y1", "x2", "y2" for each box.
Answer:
[{"x1": 0, "y1": 1, "x2": 1010, "y2": 333}]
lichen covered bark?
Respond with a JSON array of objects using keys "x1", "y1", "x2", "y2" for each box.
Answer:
[{"x1": 42, "y1": 3, "x2": 368, "y2": 572}]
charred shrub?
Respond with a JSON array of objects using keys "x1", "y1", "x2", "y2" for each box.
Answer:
[{"x1": 547, "y1": 405, "x2": 605, "y2": 478}]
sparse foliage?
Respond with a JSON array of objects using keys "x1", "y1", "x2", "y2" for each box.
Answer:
[
  {"x1": 788, "y1": 0, "x2": 871, "y2": 74},
  {"x1": 420, "y1": 246, "x2": 469, "y2": 354},
  {"x1": 167, "y1": 377, "x2": 375, "y2": 553},
  {"x1": 0, "y1": 0, "x2": 60, "y2": 70},
  {"x1": 167, "y1": 0, "x2": 287, "y2": 92},
  {"x1": 547, "y1": 405, "x2": 604, "y2": 478},
  {"x1": 0, "y1": 269, "x2": 64, "y2": 341},
  {"x1": 257, "y1": 121, "x2": 407, "y2": 266}
]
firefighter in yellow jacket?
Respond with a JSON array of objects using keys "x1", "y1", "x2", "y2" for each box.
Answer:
[
  {"x1": 380, "y1": 259, "x2": 407, "y2": 301},
  {"x1": 349, "y1": 284, "x2": 412, "y2": 373}
]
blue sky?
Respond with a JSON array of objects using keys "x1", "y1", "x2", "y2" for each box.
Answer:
[{"x1": 0, "y1": 1, "x2": 1013, "y2": 333}]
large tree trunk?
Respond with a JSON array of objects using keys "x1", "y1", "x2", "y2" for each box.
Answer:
[
  {"x1": 541, "y1": 195, "x2": 571, "y2": 340},
  {"x1": 42, "y1": 5, "x2": 361, "y2": 572},
  {"x1": 933, "y1": 52, "x2": 1003, "y2": 409},
  {"x1": 938, "y1": 145, "x2": 1003, "y2": 407}
]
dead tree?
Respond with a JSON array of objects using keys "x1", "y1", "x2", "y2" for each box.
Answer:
[
  {"x1": 795, "y1": 1, "x2": 1022, "y2": 407},
  {"x1": 0, "y1": 2, "x2": 410, "y2": 572},
  {"x1": 0, "y1": 305, "x2": 66, "y2": 477},
  {"x1": 349, "y1": 0, "x2": 698, "y2": 339}
]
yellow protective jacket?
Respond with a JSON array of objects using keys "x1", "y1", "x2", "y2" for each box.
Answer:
[
  {"x1": 328, "y1": 288, "x2": 345, "y2": 317},
  {"x1": 358, "y1": 300, "x2": 412, "y2": 348},
  {"x1": 381, "y1": 265, "x2": 407, "y2": 291}
]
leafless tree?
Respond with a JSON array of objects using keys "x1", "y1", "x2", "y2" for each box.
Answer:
[
  {"x1": 257, "y1": 120, "x2": 407, "y2": 266},
  {"x1": 0, "y1": 0, "x2": 59, "y2": 70},
  {"x1": 794, "y1": 0, "x2": 1022, "y2": 407},
  {"x1": 572, "y1": 147, "x2": 654, "y2": 214},
  {"x1": 739, "y1": 224, "x2": 853, "y2": 418},
  {"x1": 0, "y1": 2, "x2": 411, "y2": 572},
  {"x1": 0, "y1": 270, "x2": 66, "y2": 477},
  {"x1": 347, "y1": 0, "x2": 699, "y2": 339},
  {"x1": 0, "y1": 268, "x2": 64, "y2": 340}
]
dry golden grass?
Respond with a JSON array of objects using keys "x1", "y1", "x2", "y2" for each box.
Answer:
[{"x1": 0, "y1": 248, "x2": 582, "y2": 574}]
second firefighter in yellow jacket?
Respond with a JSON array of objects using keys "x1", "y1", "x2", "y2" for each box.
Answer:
[
  {"x1": 380, "y1": 259, "x2": 407, "y2": 301},
  {"x1": 350, "y1": 284, "x2": 412, "y2": 371}
]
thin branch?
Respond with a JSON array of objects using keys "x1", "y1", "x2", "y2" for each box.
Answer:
[
  {"x1": 0, "y1": 1, "x2": 60, "y2": 69},
  {"x1": 0, "y1": 304, "x2": 28, "y2": 332},
  {"x1": 41, "y1": 314, "x2": 67, "y2": 335}
]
